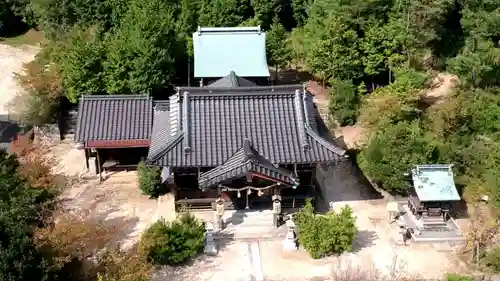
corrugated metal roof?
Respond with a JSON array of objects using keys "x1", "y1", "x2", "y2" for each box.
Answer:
[
  {"x1": 147, "y1": 85, "x2": 345, "y2": 167},
  {"x1": 198, "y1": 139, "x2": 298, "y2": 190},
  {"x1": 207, "y1": 71, "x2": 257, "y2": 88},
  {"x1": 75, "y1": 95, "x2": 153, "y2": 142},
  {"x1": 193, "y1": 26, "x2": 270, "y2": 78},
  {"x1": 411, "y1": 164, "x2": 461, "y2": 202}
]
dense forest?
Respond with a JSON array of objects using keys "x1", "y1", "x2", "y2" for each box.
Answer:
[{"x1": 1, "y1": 0, "x2": 500, "y2": 277}]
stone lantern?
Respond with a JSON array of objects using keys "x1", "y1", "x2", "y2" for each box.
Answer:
[
  {"x1": 214, "y1": 197, "x2": 225, "y2": 231},
  {"x1": 272, "y1": 194, "x2": 282, "y2": 227}
]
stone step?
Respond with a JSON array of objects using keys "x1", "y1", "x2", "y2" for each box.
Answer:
[
  {"x1": 224, "y1": 216, "x2": 275, "y2": 225},
  {"x1": 218, "y1": 226, "x2": 287, "y2": 241}
]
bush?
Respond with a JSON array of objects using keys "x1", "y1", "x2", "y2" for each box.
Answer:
[
  {"x1": 139, "y1": 213, "x2": 205, "y2": 265},
  {"x1": 294, "y1": 200, "x2": 357, "y2": 259},
  {"x1": 329, "y1": 79, "x2": 363, "y2": 126},
  {"x1": 483, "y1": 247, "x2": 500, "y2": 273},
  {"x1": 330, "y1": 261, "x2": 381, "y2": 281},
  {"x1": 97, "y1": 248, "x2": 151, "y2": 281},
  {"x1": 358, "y1": 121, "x2": 440, "y2": 194},
  {"x1": 0, "y1": 149, "x2": 57, "y2": 281},
  {"x1": 137, "y1": 160, "x2": 163, "y2": 197},
  {"x1": 11, "y1": 134, "x2": 63, "y2": 191},
  {"x1": 34, "y1": 214, "x2": 127, "y2": 281},
  {"x1": 444, "y1": 273, "x2": 473, "y2": 281}
]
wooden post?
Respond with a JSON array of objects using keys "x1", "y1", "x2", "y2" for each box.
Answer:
[{"x1": 96, "y1": 149, "x2": 102, "y2": 182}]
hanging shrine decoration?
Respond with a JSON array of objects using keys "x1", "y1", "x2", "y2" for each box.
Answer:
[{"x1": 218, "y1": 182, "x2": 281, "y2": 195}]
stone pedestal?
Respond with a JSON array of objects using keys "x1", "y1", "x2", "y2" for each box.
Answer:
[
  {"x1": 282, "y1": 220, "x2": 297, "y2": 252},
  {"x1": 204, "y1": 224, "x2": 218, "y2": 256}
]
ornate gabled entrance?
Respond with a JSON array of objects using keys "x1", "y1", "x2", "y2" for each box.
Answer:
[{"x1": 198, "y1": 139, "x2": 298, "y2": 210}]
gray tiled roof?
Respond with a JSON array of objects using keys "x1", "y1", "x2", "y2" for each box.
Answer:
[
  {"x1": 198, "y1": 139, "x2": 298, "y2": 190},
  {"x1": 207, "y1": 71, "x2": 257, "y2": 88},
  {"x1": 147, "y1": 85, "x2": 346, "y2": 167},
  {"x1": 75, "y1": 95, "x2": 153, "y2": 142}
]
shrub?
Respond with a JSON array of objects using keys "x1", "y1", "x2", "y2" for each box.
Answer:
[
  {"x1": 444, "y1": 273, "x2": 473, "y2": 281},
  {"x1": 34, "y1": 214, "x2": 126, "y2": 281},
  {"x1": 483, "y1": 247, "x2": 500, "y2": 273},
  {"x1": 357, "y1": 121, "x2": 439, "y2": 194},
  {"x1": 294, "y1": 200, "x2": 357, "y2": 259},
  {"x1": 0, "y1": 149, "x2": 57, "y2": 281},
  {"x1": 140, "y1": 213, "x2": 205, "y2": 265},
  {"x1": 331, "y1": 261, "x2": 381, "y2": 281},
  {"x1": 97, "y1": 248, "x2": 152, "y2": 281},
  {"x1": 11, "y1": 134, "x2": 63, "y2": 191},
  {"x1": 329, "y1": 79, "x2": 363, "y2": 126},
  {"x1": 137, "y1": 160, "x2": 163, "y2": 197}
]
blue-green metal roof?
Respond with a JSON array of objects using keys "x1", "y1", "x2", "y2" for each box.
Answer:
[
  {"x1": 411, "y1": 164, "x2": 461, "y2": 202},
  {"x1": 192, "y1": 26, "x2": 270, "y2": 78}
]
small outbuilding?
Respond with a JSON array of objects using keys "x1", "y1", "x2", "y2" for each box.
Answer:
[
  {"x1": 408, "y1": 164, "x2": 461, "y2": 219},
  {"x1": 75, "y1": 95, "x2": 153, "y2": 172}
]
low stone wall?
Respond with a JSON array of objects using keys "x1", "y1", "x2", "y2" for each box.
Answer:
[{"x1": 33, "y1": 124, "x2": 61, "y2": 146}]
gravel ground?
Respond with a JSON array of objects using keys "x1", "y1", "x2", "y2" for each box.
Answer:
[{"x1": 0, "y1": 44, "x2": 40, "y2": 115}]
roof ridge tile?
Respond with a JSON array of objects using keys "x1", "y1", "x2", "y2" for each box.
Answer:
[{"x1": 81, "y1": 95, "x2": 151, "y2": 101}]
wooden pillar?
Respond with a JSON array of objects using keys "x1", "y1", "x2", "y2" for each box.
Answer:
[
  {"x1": 96, "y1": 149, "x2": 102, "y2": 182},
  {"x1": 84, "y1": 148, "x2": 90, "y2": 169}
]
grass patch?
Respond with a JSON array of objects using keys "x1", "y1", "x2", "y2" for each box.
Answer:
[{"x1": 0, "y1": 29, "x2": 45, "y2": 46}]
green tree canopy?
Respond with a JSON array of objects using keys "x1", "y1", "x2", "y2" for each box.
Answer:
[
  {"x1": 266, "y1": 18, "x2": 291, "y2": 70},
  {"x1": 104, "y1": 0, "x2": 183, "y2": 95},
  {"x1": 0, "y1": 150, "x2": 55, "y2": 281}
]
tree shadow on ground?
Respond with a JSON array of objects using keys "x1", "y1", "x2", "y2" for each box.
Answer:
[
  {"x1": 346, "y1": 148, "x2": 406, "y2": 201},
  {"x1": 312, "y1": 107, "x2": 384, "y2": 213},
  {"x1": 0, "y1": 18, "x2": 30, "y2": 38},
  {"x1": 351, "y1": 230, "x2": 378, "y2": 253}
]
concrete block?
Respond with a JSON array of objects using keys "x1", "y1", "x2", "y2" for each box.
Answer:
[
  {"x1": 88, "y1": 157, "x2": 97, "y2": 175},
  {"x1": 282, "y1": 239, "x2": 297, "y2": 252},
  {"x1": 282, "y1": 229, "x2": 297, "y2": 251}
]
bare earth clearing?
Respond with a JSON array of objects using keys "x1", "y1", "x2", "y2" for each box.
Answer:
[{"x1": 0, "y1": 44, "x2": 40, "y2": 115}]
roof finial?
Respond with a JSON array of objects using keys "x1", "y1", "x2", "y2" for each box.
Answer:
[
  {"x1": 243, "y1": 139, "x2": 253, "y2": 161},
  {"x1": 183, "y1": 91, "x2": 191, "y2": 154},
  {"x1": 294, "y1": 89, "x2": 310, "y2": 150}
]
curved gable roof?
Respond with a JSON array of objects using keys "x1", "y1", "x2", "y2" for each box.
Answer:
[{"x1": 147, "y1": 85, "x2": 345, "y2": 167}]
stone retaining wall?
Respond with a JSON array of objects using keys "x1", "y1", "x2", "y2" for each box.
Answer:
[{"x1": 33, "y1": 124, "x2": 61, "y2": 146}]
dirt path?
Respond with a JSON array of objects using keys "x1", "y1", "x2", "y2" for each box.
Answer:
[
  {"x1": 424, "y1": 73, "x2": 459, "y2": 101},
  {"x1": 0, "y1": 44, "x2": 40, "y2": 115},
  {"x1": 307, "y1": 80, "x2": 366, "y2": 149}
]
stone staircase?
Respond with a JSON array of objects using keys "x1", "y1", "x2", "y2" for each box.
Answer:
[
  {"x1": 398, "y1": 204, "x2": 466, "y2": 246},
  {"x1": 201, "y1": 210, "x2": 287, "y2": 241},
  {"x1": 421, "y1": 215, "x2": 448, "y2": 230}
]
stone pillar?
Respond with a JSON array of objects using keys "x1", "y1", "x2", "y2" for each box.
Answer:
[
  {"x1": 282, "y1": 219, "x2": 297, "y2": 251},
  {"x1": 272, "y1": 194, "x2": 282, "y2": 228},
  {"x1": 214, "y1": 198, "x2": 225, "y2": 231},
  {"x1": 88, "y1": 157, "x2": 97, "y2": 175}
]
